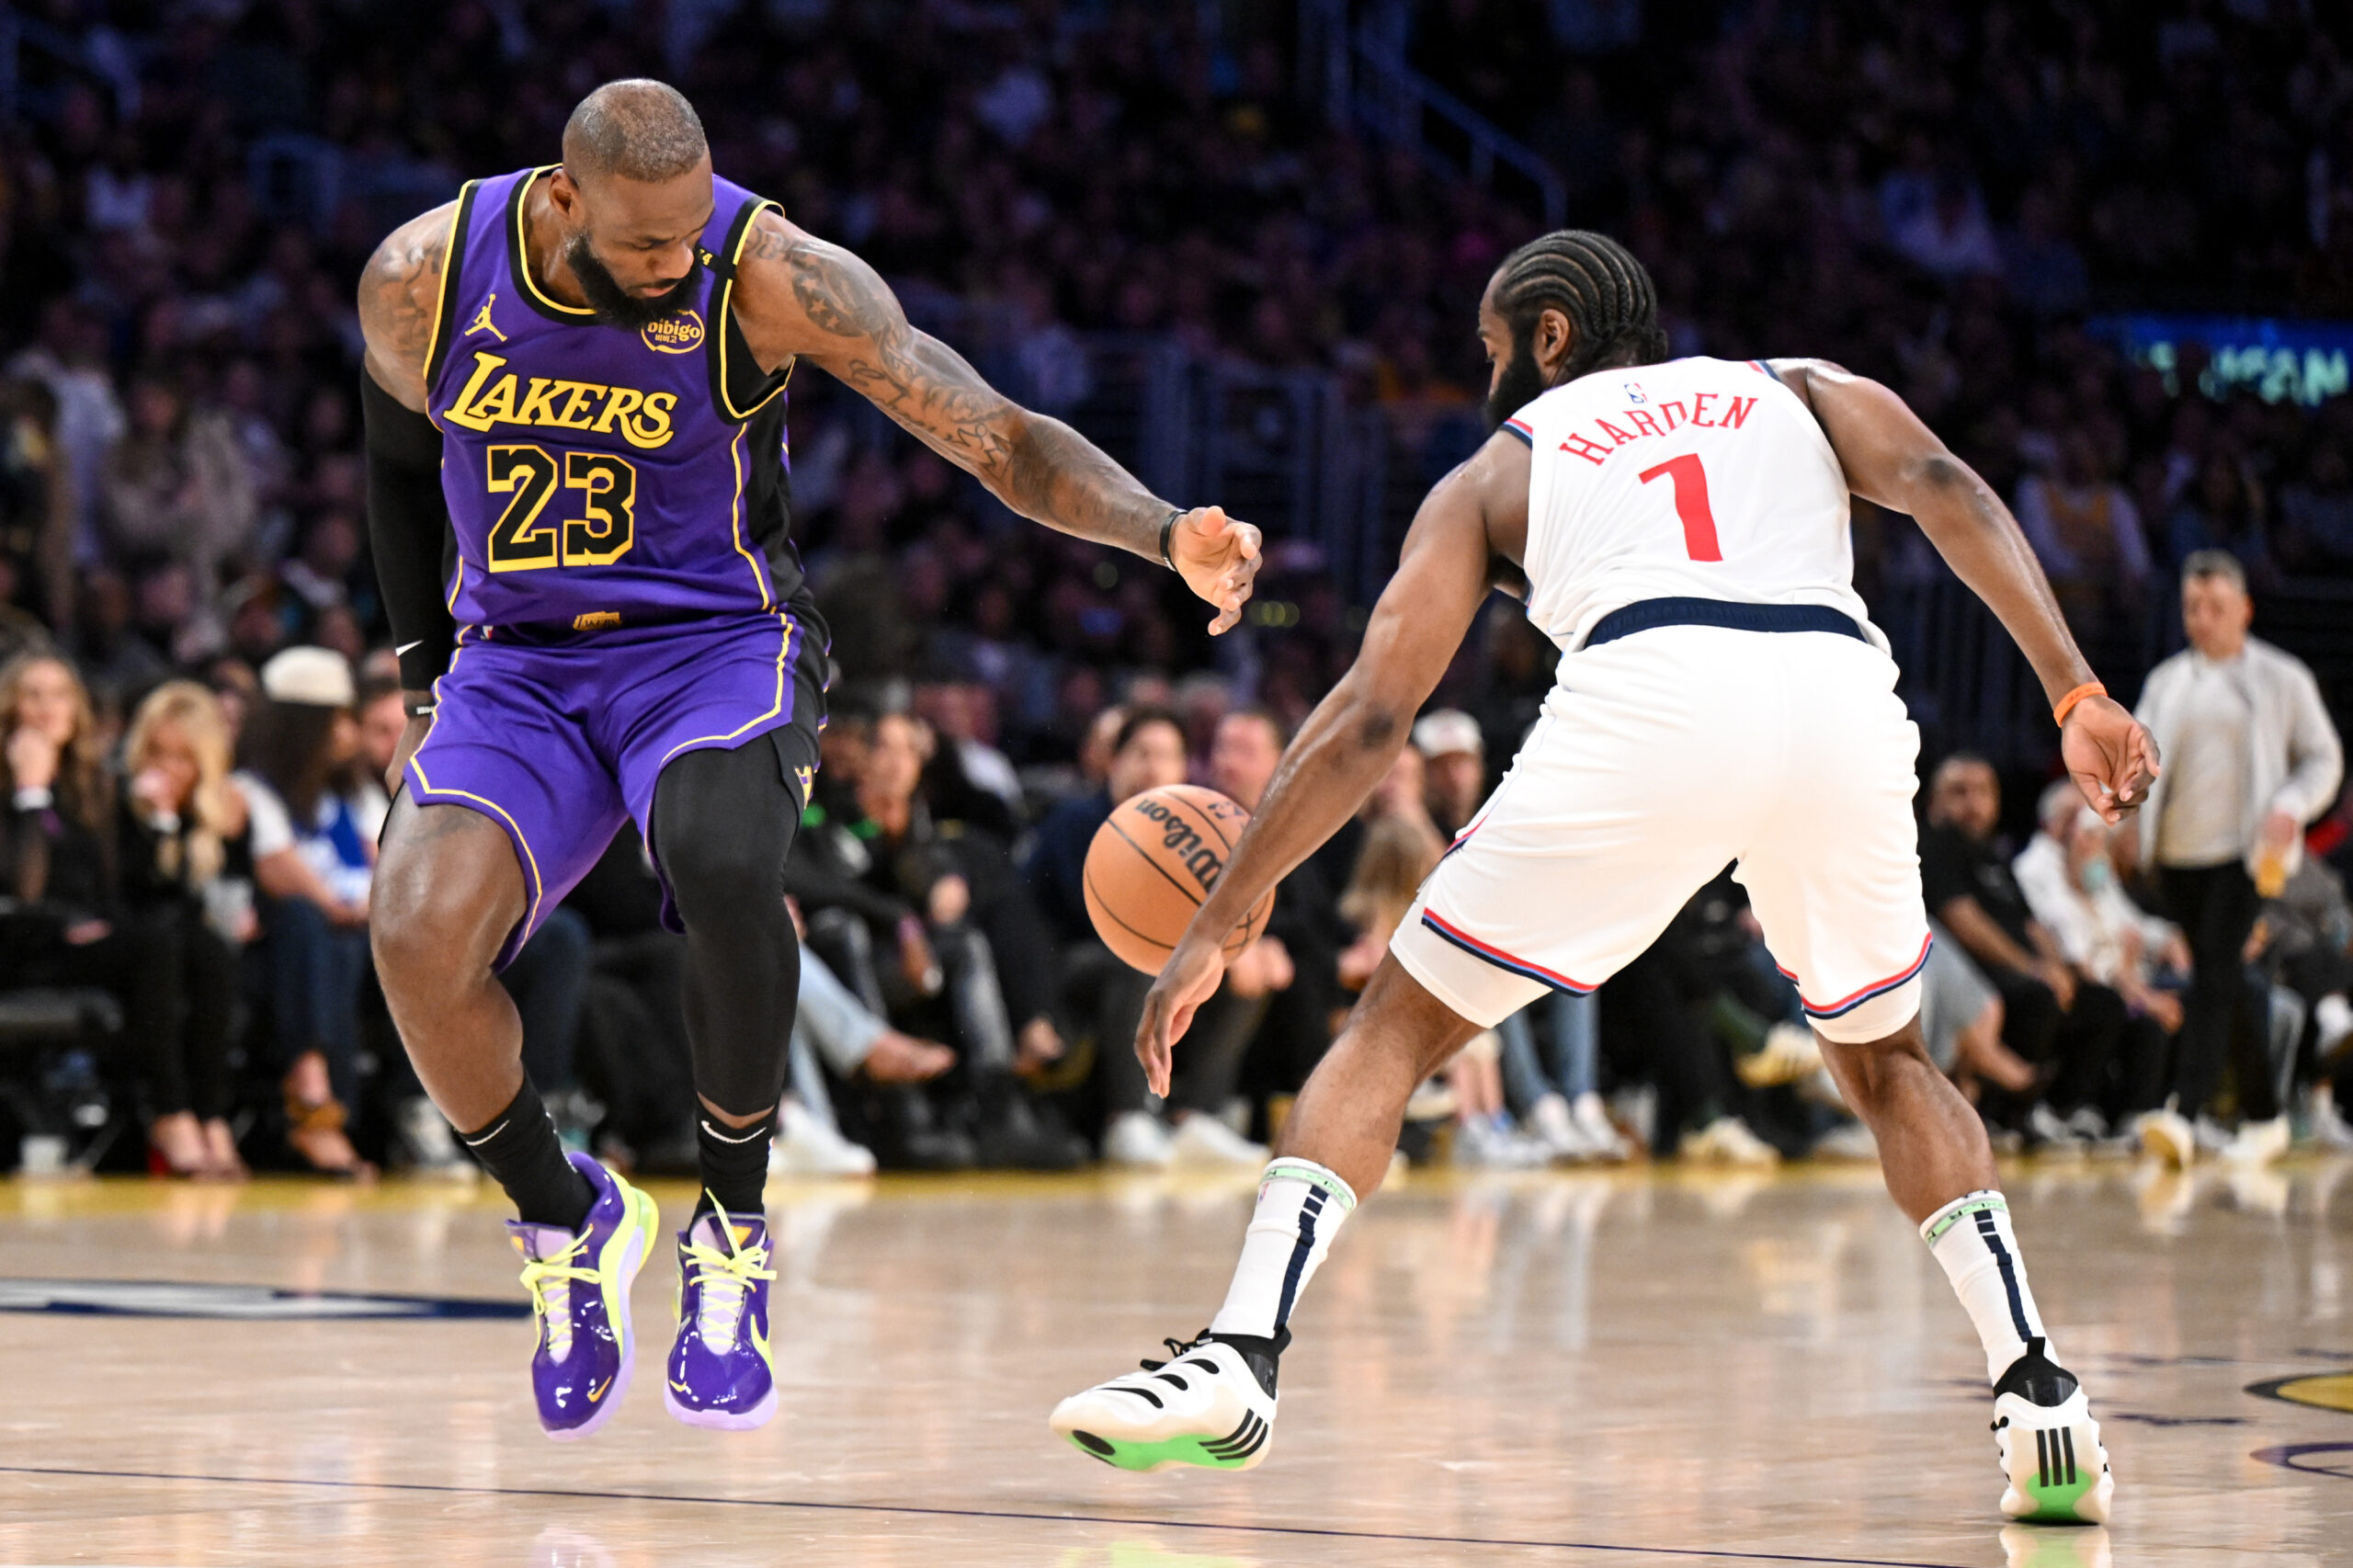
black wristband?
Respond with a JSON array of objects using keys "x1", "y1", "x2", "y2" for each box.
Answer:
[
  {"x1": 1159, "y1": 508, "x2": 1181, "y2": 570},
  {"x1": 404, "y1": 698, "x2": 438, "y2": 720}
]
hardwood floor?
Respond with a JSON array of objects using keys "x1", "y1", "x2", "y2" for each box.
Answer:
[{"x1": 1, "y1": 1158, "x2": 2346, "y2": 1566}]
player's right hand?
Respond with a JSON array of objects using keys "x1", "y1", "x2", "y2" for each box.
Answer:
[
  {"x1": 2060, "y1": 694, "x2": 2159, "y2": 826},
  {"x1": 1167, "y1": 506, "x2": 1262, "y2": 636},
  {"x1": 1136, "y1": 933, "x2": 1226, "y2": 1099}
]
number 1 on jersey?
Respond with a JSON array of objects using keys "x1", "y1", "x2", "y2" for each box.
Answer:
[{"x1": 1638, "y1": 454, "x2": 1722, "y2": 562}]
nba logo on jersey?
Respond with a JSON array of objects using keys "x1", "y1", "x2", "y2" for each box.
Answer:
[{"x1": 1624, "y1": 381, "x2": 1648, "y2": 403}]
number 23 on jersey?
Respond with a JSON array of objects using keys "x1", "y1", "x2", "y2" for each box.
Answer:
[{"x1": 485, "y1": 445, "x2": 637, "y2": 572}]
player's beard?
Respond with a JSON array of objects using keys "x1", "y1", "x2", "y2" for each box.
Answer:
[
  {"x1": 565, "y1": 235, "x2": 700, "y2": 331},
  {"x1": 1483, "y1": 325, "x2": 1551, "y2": 432}
]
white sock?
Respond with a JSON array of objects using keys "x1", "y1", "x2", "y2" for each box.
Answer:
[
  {"x1": 1922, "y1": 1190, "x2": 2054, "y2": 1385},
  {"x1": 1209, "y1": 1158, "x2": 1358, "y2": 1339}
]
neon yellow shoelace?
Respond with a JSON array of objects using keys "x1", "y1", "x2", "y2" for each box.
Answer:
[
  {"x1": 517, "y1": 1233, "x2": 599, "y2": 1360},
  {"x1": 683, "y1": 1207, "x2": 778, "y2": 1353}
]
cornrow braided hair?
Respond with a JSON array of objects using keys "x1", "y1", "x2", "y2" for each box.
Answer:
[{"x1": 1492, "y1": 230, "x2": 1669, "y2": 383}]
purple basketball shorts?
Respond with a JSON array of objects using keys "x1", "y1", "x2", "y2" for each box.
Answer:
[{"x1": 404, "y1": 606, "x2": 825, "y2": 967}]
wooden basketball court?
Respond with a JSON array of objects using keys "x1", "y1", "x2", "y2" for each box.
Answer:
[{"x1": 2, "y1": 1160, "x2": 2347, "y2": 1566}]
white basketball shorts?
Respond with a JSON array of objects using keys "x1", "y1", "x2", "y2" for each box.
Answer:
[{"x1": 1392, "y1": 622, "x2": 1933, "y2": 1044}]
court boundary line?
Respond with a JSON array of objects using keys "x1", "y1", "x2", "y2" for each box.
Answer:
[{"x1": 0, "y1": 1462, "x2": 1991, "y2": 1567}]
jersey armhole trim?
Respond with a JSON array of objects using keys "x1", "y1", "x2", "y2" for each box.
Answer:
[
  {"x1": 711, "y1": 199, "x2": 793, "y2": 423},
  {"x1": 1501, "y1": 417, "x2": 1534, "y2": 446},
  {"x1": 1750, "y1": 358, "x2": 1782, "y2": 382},
  {"x1": 422, "y1": 180, "x2": 482, "y2": 390}
]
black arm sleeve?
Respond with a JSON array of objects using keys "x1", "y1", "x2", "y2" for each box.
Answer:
[{"x1": 361, "y1": 369, "x2": 458, "y2": 689}]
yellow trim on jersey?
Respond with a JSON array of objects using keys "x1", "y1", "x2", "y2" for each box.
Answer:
[
  {"x1": 715, "y1": 200, "x2": 792, "y2": 422},
  {"x1": 654, "y1": 610, "x2": 795, "y2": 768},
  {"x1": 724, "y1": 424, "x2": 772, "y2": 608},
  {"x1": 514, "y1": 168, "x2": 596, "y2": 320},
  {"x1": 419, "y1": 182, "x2": 478, "y2": 386},
  {"x1": 407, "y1": 645, "x2": 547, "y2": 942}
]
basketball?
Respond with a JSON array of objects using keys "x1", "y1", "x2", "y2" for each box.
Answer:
[{"x1": 1083, "y1": 784, "x2": 1274, "y2": 973}]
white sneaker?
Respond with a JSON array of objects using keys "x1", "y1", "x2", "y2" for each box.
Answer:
[
  {"x1": 2222, "y1": 1114, "x2": 2290, "y2": 1166},
  {"x1": 2028, "y1": 1103, "x2": 2088, "y2": 1156},
  {"x1": 1809, "y1": 1119, "x2": 1879, "y2": 1162},
  {"x1": 1570, "y1": 1091, "x2": 1631, "y2": 1161},
  {"x1": 392, "y1": 1096, "x2": 476, "y2": 1180},
  {"x1": 1170, "y1": 1112, "x2": 1268, "y2": 1167},
  {"x1": 1678, "y1": 1115, "x2": 1779, "y2": 1167},
  {"x1": 1051, "y1": 1333, "x2": 1277, "y2": 1471},
  {"x1": 2313, "y1": 1090, "x2": 2353, "y2": 1153},
  {"x1": 1454, "y1": 1115, "x2": 1550, "y2": 1168},
  {"x1": 2316, "y1": 993, "x2": 2353, "y2": 1064},
  {"x1": 1993, "y1": 1363, "x2": 2113, "y2": 1524},
  {"x1": 769, "y1": 1099, "x2": 877, "y2": 1176},
  {"x1": 1103, "y1": 1110, "x2": 1175, "y2": 1168},
  {"x1": 2137, "y1": 1107, "x2": 2196, "y2": 1167},
  {"x1": 2193, "y1": 1115, "x2": 2234, "y2": 1157},
  {"x1": 1528, "y1": 1094, "x2": 1597, "y2": 1162}
]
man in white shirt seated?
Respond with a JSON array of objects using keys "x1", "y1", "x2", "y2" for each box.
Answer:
[{"x1": 2012, "y1": 781, "x2": 2180, "y2": 1138}]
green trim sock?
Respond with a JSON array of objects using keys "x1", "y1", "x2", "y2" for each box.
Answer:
[
  {"x1": 460, "y1": 1079, "x2": 594, "y2": 1230},
  {"x1": 694, "y1": 1112, "x2": 774, "y2": 1220},
  {"x1": 1922, "y1": 1189, "x2": 2053, "y2": 1384},
  {"x1": 1208, "y1": 1158, "x2": 1358, "y2": 1340}
]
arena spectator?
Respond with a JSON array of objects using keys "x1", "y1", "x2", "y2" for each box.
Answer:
[
  {"x1": 2133, "y1": 551, "x2": 2344, "y2": 1166},
  {"x1": 1920, "y1": 754, "x2": 2136, "y2": 1149},
  {"x1": 2009, "y1": 782, "x2": 2177, "y2": 1134},
  {"x1": 0, "y1": 652, "x2": 215, "y2": 1173},
  {"x1": 1412, "y1": 709, "x2": 1488, "y2": 840},
  {"x1": 117, "y1": 680, "x2": 250, "y2": 1177},
  {"x1": 234, "y1": 646, "x2": 374, "y2": 1176},
  {"x1": 794, "y1": 709, "x2": 1083, "y2": 1169}
]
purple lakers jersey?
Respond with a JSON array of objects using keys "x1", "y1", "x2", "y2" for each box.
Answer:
[{"x1": 422, "y1": 166, "x2": 809, "y2": 631}]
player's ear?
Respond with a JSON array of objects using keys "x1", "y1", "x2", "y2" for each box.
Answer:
[
  {"x1": 548, "y1": 166, "x2": 582, "y2": 218},
  {"x1": 1535, "y1": 307, "x2": 1575, "y2": 383}
]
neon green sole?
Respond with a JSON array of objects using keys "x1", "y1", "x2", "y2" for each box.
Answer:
[
  {"x1": 1062, "y1": 1427, "x2": 1264, "y2": 1471},
  {"x1": 2013, "y1": 1478, "x2": 2101, "y2": 1524}
]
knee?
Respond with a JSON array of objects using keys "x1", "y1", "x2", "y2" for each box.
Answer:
[
  {"x1": 371, "y1": 845, "x2": 511, "y2": 991},
  {"x1": 1819, "y1": 1020, "x2": 1938, "y2": 1107},
  {"x1": 659, "y1": 827, "x2": 782, "y2": 932}
]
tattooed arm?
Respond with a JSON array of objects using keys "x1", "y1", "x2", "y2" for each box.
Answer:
[
  {"x1": 732, "y1": 210, "x2": 1261, "y2": 632},
  {"x1": 357, "y1": 202, "x2": 460, "y2": 739},
  {"x1": 358, "y1": 203, "x2": 455, "y2": 411}
]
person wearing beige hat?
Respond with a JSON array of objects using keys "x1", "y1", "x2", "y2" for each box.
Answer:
[{"x1": 233, "y1": 645, "x2": 377, "y2": 1176}]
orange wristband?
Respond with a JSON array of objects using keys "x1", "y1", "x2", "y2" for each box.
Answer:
[{"x1": 2052, "y1": 681, "x2": 2106, "y2": 728}]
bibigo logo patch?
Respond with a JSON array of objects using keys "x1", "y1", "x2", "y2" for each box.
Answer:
[{"x1": 642, "y1": 310, "x2": 706, "y2": 354}]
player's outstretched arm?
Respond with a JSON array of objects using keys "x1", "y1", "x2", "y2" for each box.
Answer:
[
  {"x1": 357, "y1": 203, "x2": 462, "y2": 782},
  {"x1": 1131, "y1": 434, "x2": 1524, "y2": 1095},
  {"x1": 1777, "y1": 358, "x2": 2158, "y2": 822},
  {"x1": 733, "y1": 215, "x2": 1260, "y2": 632}
]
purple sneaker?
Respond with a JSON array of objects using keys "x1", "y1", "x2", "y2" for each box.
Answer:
[
  {"x1": 507, "y1": 1153, "x2": 659, "y2": 1442},
  {"x1": 664, "y1": 1203, "x2": 779, "y2": 1430}
]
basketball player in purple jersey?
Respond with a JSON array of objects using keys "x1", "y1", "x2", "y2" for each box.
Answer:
[{"x1": 358, "y1": 80, "x2": 1261, "y2": 1439}]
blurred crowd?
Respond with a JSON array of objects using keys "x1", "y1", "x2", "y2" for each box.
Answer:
[{"x1": 5, "y1": 0, "x2": 2353, "y2": 1179}]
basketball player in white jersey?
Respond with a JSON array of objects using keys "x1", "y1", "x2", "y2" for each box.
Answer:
[{"x1": 1051, "y1": 232, "x2": 2154, "y2": 1525}]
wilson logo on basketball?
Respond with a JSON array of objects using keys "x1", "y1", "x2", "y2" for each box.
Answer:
[
  {"x1": 1133, "y1": 797, "x2": 1227, "y2": 888},
  {"x1": 642, "y1": 310, "x2": 706, "y2": 354}
]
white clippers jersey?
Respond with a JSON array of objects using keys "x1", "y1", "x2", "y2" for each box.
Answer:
[{"x1": 1505, "y1": 357, "x2": 1884, "y2": 653}]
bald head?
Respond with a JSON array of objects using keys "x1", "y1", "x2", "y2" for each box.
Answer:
[{"x1": 563, "y1": 79, "x2": 708, "y2": 186}]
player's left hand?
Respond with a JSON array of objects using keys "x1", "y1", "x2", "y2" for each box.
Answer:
[
  {"x1": 1136, "y1": 932, "x2": 1227, "y2": 1098},
  {"x1": 2061, "y1": 694, "x2": 2160, "y2": 825},
  {"x1": 1167, "y1": 506, "x2": 1262, "y2": 635}
]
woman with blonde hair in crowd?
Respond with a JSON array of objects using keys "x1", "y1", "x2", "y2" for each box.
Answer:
[
  {"x1": 0, "y1": 653, "x2": 211, "y2": 1173},
  {"x1": 119, "y1": 680, "x2": 253, "y2": 1176}
]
